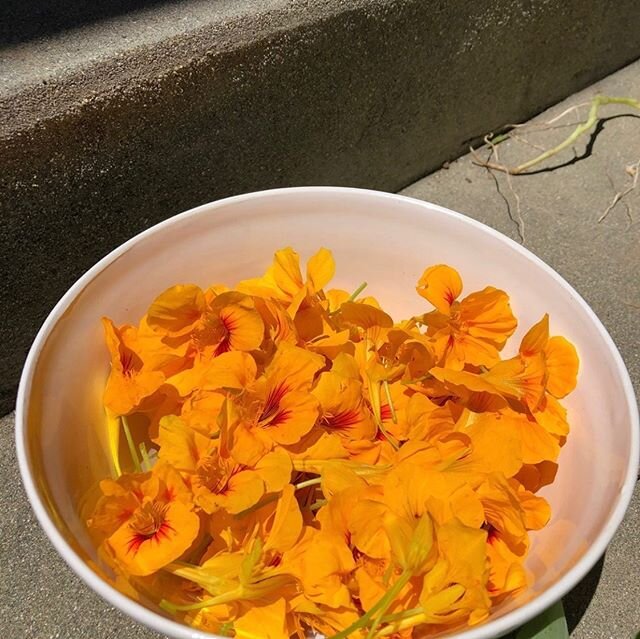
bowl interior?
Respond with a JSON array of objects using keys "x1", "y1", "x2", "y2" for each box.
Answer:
[{"x1": 20, "y1": 188, "x2": 637, "y2": 638}]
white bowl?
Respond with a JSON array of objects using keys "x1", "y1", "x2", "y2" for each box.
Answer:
[{"x1": 16, "y1": 187, "x2": 639, "y2": 639}]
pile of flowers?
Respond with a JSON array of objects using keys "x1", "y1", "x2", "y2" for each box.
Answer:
[{"x1": 87, "y1": 247, "x2": 578, "y2": 638}]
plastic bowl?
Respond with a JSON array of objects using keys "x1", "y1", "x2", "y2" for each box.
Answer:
[{"x1": 16, "y1": 187, "x2": 639, "y2": 638}]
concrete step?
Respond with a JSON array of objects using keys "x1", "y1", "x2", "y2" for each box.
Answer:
[{"x1": 2, "y1": 0, "x2": 640, "y2": 412}]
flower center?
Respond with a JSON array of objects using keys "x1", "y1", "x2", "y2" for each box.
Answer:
[
  {"x1": 119, "y1": 350, "x2": 136, "y2": 377},
  {"x1": 197, "y1": 457, "x2": 245, "y2": 495},
  {"x1": 130, "y1": 501, "x2": 168, "y2": 537},
  {"x1": 259, "y1": 382, "x2": 290, "y2": 425},
  {"x1": 321, "y1": 409, "x2": 361, "y2": 430},
  {"x1": 127, "y1": 501, "x2": 173, "y2": 554}
]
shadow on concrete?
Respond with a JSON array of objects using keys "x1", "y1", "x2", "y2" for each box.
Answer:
[
  {"x1": 0, "y1": 0, "x2": 176, "y2": 47},
  {"x1": 563, "y1": 553, "x2": 606, "y2": 633},
  {"x1": 516, "y1": 113, "x2": 640, "y2": 176}
]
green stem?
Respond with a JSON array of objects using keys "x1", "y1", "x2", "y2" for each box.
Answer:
[
  {"x1": 159, "y1": 587, "x2": 243, "y2": 613},
  {"x1": 366, "y1": 570, "x2": 414, "y2": 639},
  {"x1": 377, "y1": 420, "x2": 400, "y2": 450},
  {"x1": 347, "y1": 281, "x2": 368, "y2": 302},
  {"x1": 382, "y1": 380, "x2": 398, "y2": 424},
  {"x1": 121, "y1": 416, "x2": 141, "y2": 473},
  {"x1": 329, "y1": 281, "x2": 369, "y2": 317},
  {"x1": 513, "y1": 96, "x2": 640, "y2": 174},
  {"x1": 373, "y1": 610, "x2": 428, "y2": 637},
  {"x1": 379, "y1": 606, "x2": 424, "y2": 624},
  {"x1": 488, "y1": 132, "x2": 510, "y2": 145},
  {"x1": 139, "y1": 441, "x2": 151, "y2": 471},
  {"x1": 371, "y1": 381, "x2": 399, "y2": 451},
  {"x1": 329, "y1": 570, "x2": 412, "y2": 639}
]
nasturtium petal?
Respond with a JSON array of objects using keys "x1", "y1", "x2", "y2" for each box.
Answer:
[
  {"x1": 545, "y1": 336, "x2": 579, "y2": 398},
  {"x1": 272, "y1": 247, "x2": 304, "y2": 297},
  {"x1": 216, "y1": 299, "x2": 265, "y2": 352},
  {"x1": 456, "y1": 412, "x2": 523, "y2": 478},
  {"x1": 436, "y1": 518, "x2": 488, "y2": 587},
  {"x1": 157, "y1": 415, "x2": 213, "y2": 471},
  {"x1": 520, "y1": 314, "x2": 549, "y2": 357},
  {"x1": 534, "y1": 395, "x2": 570, "y2": 437},
  {"x1": 460, "y1": 287, "x2": 518, "y2": 346},
  {"x1": 264, "y1": 484, "x2": 303, "y2": 553},
  {"x1": 147, "y1": 284, "x2": 205, "y2": 336},
  {"x1": 517, "y1": 417, "x2": 561, "y2": 465},
  {"x1": 306, "y1": 247, "x2": 336, "y2": 292},
  {"x1": 255, "y1": 447, "x2": 293, "y2": 494},
  {"x1": 234, "y1": 598, "x2": 289, "y2": 639},
  {"x1": 417, "y1": 264, "x2": 463, "y2": 314}
]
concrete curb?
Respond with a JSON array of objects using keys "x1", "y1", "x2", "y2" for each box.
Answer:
[{"x1": 1, "y1": 0, "x2": 640, "y2": 412}]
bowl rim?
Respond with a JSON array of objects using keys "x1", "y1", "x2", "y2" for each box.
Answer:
[{"x1": 15, "y1": 185, "x2": 640, "y2": 639}]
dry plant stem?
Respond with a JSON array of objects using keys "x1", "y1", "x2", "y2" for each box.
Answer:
[
  {"x1": 517, "y1": 101, "x2": 590, "y2": 127},
  {"x1": 480, "y1": 135, "x2": 525, "y2": 243},
  {"x1": 495, "y1": 103, "x2": 589, "y2": 137},
  {"x1": 599, "y1": 158, "x2": 640, "y2": 222},
  {"x1": 472, "y1": 96, "x2": 640, "y2": 175},
  {"x1": 509, "y1": 133, "x2": 547, "y2": 153},
  {"x1": 603, "y1": 170, "x2": 633, "y2": 226},
  {"x1": 503, "y1": 161, "x2": 524, "y2": 242}
]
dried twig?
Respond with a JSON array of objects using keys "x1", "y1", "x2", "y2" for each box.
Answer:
[
  {"x1": 599, "y1": 159, "x2": 640, "y2": 223},
  {"x1": 500, "y1": 103, "x2": 589, "y2": 133},
  {"x1": 509, "y1": 132, "x2": 547, "y2": 153},
  {"x1": 537, "y1": 101, "x2": 589, "y2": 126},
  {"x1": 476, "y1": 134, "x2": 525, "y2": 243}
]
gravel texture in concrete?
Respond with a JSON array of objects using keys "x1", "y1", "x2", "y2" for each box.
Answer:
[
  {"x1": 2, "y1": 0, "x2": 640, "y2": 413},
  {"x1": 2, "y1": 61, "x2": 639, "y2": 639}
]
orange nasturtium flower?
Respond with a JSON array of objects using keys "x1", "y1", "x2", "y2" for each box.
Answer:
[
  {"x1": 88, "y1": 247, "x2": 579, "y2": 639},
  {"x1": 224, "y1": 344, "x2": 325, "y2": 461},
  {"x1": 90, "y1": 463, "x2": 200, "y2": 576},
  {"x1": 417, "y1": 264, "x2": 517, "y2": 369},
  {"x1": 313, "y1": 354, "x2": 377, "y2": 442},
  {"x1": 147, "y1": 287, "x2": 264, "y2": 353},
  {"x1": 102, "y1": 318, "x2": 166, "y2": 416},
  {"x1": 146, "y1": 288, "x2": 265, "y2": 397},
  {"x1": 156, "y1": 415, "x2": 292, "y2": 514},
  {"x1": 238, "y1": 247, "x2": 335, "y2": 317}
]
